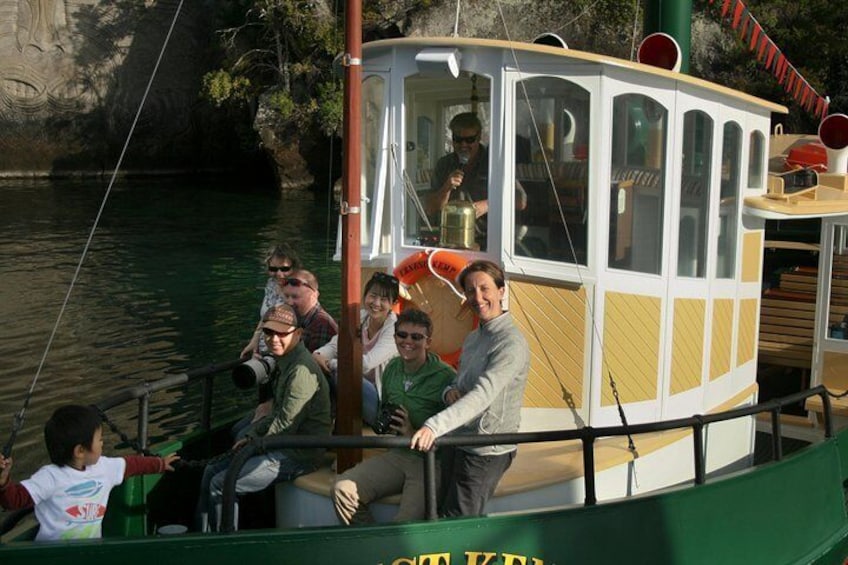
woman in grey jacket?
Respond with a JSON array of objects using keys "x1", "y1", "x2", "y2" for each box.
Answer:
[{"x1": 410, "y1": 260, "x2": 529, "y2": 516}]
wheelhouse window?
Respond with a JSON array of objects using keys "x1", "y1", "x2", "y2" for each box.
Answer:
[
  {"x1": 716, "y1": 122, "x2": 742, "y2": 279},
  {"x1": 748, "y1": 130, "x2": 765, "y2": 189},
  {"x1": 514, "y1": 77, "x2": 590, "y2": 265},
  {"x1": 678, "y1": 110, "x2": 712, "y2": 278},
  {"x1": 362, "y1": 75, "x2": 385, "y2": 251},
  {"x1": 402, "y1": 73, "x2": 491, "y2": 251},
  {"x1": 609, "y1": 93, "x2": 668, "y2": 275}
]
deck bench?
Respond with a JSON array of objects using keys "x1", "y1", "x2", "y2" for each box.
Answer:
[{"x1": 274, "y1": 429, "x2": 690, "y2": 528}]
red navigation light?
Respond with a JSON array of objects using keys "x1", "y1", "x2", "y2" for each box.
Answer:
[{"x1": 637, "y1": 33, "x2": 681, "y2": 73}]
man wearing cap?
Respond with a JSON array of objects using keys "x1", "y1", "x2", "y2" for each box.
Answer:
[
  {"x1": 283, "y1": 269, "x2": 338, "y2": 353},
  {"x1": 197, "y1": 304, "x2": 332, "y2": 532},
  {"x1": 233, "y1": 269, "x2": 338, "y2": 438}
]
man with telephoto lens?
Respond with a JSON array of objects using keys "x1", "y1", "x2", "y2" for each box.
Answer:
[
  {"x1": 332, "y1": 309, "x2": 455, "y2": 524},
  {"x1": 197, "y1": 304, "x2": 331, "y2": 532}
]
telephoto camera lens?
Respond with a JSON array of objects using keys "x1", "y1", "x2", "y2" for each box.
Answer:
[{"x1": 232, "y1": 356, "x2": 276, "y2": 389}]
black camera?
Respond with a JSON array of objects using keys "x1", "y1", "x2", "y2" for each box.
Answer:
[
  {"x1": 371, "y1": 402, "x2": 401, "y2": 435},
  {"x1": 232, "y1": 355, "x2": 276, "y2": 389}
]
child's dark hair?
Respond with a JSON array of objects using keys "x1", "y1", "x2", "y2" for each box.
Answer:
[{"x1": 44, "y1": 405, "x2": 102, "y2": 466}]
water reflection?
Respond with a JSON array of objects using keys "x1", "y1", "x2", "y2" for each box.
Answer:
[{"x1": 0, "y1": 178, "x2": 339, "y2": 478}]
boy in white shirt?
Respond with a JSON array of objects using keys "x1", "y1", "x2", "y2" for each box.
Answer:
[{"x1": 0, "y1": 404, "x2": 179, "y2": 541}]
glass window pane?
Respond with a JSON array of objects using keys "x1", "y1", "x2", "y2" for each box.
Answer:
[
  {"x1": 748, "y1": 130, "x2": 765, "y2": 189},
  {"x1": 402, "y1": 73, "x2": 491, "y2": 251},
  {"x1": 678, "y1": 110, "x2": 712, "y2": 278},
  {"x1": 716, "y1": 122, "x2": 742, "y2": 279},
  {"x1": 514, "y1": 77, "x2": 590, "y2": 264},
  {"x1": 609, "y1": 94, "x2": 667, "y2": 275},
  {"x1": 362, "y1": 75, "x2": 385, "y2": 249}
]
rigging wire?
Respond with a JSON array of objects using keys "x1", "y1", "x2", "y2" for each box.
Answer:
[
  {"x1": 2, "y1": 0, "x2": 186, "y2": 459},
  {"x1": 452, "y1": 0, "x2": 462, "y2": 37},
  {"x1": 630, "y1": 0, "x2": 641, "y2": 62},
  {"x1": 551, "y1": 0, "x2": 604, "y2": 34},
  {"x1": 325, "y1": 0, "x2": 343, "y2": 262},
  {"x1": 494, "y1": 0, "x2": 638, "y2": 459}
]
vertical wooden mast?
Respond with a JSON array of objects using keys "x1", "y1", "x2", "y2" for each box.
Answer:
[{"x1": 336, "y1": 0, "x2": 363, "y2": 472}]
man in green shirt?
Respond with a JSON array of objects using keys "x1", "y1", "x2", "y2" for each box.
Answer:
[{"x1": 333, "y1": 309, "x2": 455, "y2": 524}]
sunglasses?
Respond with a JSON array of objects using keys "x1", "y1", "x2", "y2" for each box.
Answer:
[
  {"x1": 283, "y1": 278, "x2": 314, "y2": 290},
  {"x1": 452, "y1": 134, "x2": 479, "y2": 144},
  {"x1": 268, "y1": 264, "x2": 293, "y2": 273},
  {"x1": 263, "y1": 328, "x2": 297, "y2": 339},
  {"x1": 395, "y1": 331, "x2": 427, "y2": 341}
]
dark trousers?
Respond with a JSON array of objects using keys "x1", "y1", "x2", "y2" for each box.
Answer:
[{"x1": 439, "y1": 447, "x2": 515, "y2": 517}]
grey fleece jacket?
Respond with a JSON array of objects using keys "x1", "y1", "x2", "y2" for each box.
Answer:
[{"x1": 422, "y1": 312, "x2": 529, "y2": 455}]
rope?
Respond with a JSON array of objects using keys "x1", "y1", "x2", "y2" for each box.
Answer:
[
  {"x1": 452, "y1": 0, "x2": 461, "y2": 37},
  {"x1": 494, "y1": 0, "x2": 637, "y2": 457},
  {"x1": 630, "y1": 0, "x2": 641, "y2": 62},
  {"x1": 1, "y1": 0, "x2": 186, "y2": 459},
  {"x1": 96, "y1": 405, "x2": 238, "y2": 471}
]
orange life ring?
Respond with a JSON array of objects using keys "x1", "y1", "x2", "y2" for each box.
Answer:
[
  {"x1": 393, "y1": 250, "x2": 469, "y2": 287},
  {"x1": 393, "y1": 250, "x2": 472, "y2": 368}
]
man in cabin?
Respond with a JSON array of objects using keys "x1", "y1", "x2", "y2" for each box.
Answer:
[
  {"x1": 197, "y1": 304, "x2": 331, "y2": 532},
  {"x1": 425, "y1": 112, "x2": 490, "y2": 249},
  {"x1": 332, "y1": 309, "x2": 455, "y2": 524},
  {"x1": 424, "y1": 113, "x2": 527, "y2": 251},
  {"x1": 0, "y1": 405, "x2": 179, "y2": 541}
]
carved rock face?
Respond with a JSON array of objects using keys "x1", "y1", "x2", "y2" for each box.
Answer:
[
  {"x1": 0, "y1": 0, "x2": 89, "y2": 116},
  {"x1": 0, "y1": 0, "x2": 234, "y2": 172}
]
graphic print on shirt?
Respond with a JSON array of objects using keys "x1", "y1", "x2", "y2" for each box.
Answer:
[{"x1": 60, "y1": 479, "x2": 107, "y2": 538}]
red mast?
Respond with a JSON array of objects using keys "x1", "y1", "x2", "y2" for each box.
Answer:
[{"x1": 336, "y1": 0, "x2": 363, "y2": 472}]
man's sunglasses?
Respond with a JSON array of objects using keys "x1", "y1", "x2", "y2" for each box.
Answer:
[
  {"x1": 395, "y1": 331, "x2": 427, "y2": 341},
  {"x1": 263, "y1": 328, "x2": 297, "y2": 339},
  {"x1": 283, "y1": 277, "x2": 314, "y2": 291},
  {"x1": 452, "y1": 134, "x2": 478, "y2": 144},
  {"x1": 268, "y1": 264, "x2": 293, "y2": 273}
]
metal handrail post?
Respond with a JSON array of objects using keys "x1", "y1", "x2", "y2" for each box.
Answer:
[
  {"x1": 771, "y1": 407, "x2": 783, "y2": 461},
  {"x1": 692, "y1": 418, "x2": 705, "y2": 485},
  {"x1": 822, "y1": 390, "x2": 834, "y2": 439},
  {"x1": 137, "y1": 393, "x2": 150, "y2": 452},
  {"x1": 581, "y1": 433, "x2": 596, "y2": 505},
  {"x1": 424, "y1": 449, "x2": 438, "y2": 520}
]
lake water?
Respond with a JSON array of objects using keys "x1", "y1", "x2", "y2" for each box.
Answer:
[{"x1": 0, "y1": 177, "x2": 340, "y2": 479}]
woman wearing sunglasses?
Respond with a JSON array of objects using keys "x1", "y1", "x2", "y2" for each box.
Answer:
[
  {"x1": 313, "y1": 272, "x2": 401, "y2": 425},
  {"x1": 240, "y1": 243, "x2": 301, "y2": 359}
]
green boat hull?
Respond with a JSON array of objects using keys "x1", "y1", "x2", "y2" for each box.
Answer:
[{"x1": 3, "y1": 428, "x2": 847, "y2": 565}]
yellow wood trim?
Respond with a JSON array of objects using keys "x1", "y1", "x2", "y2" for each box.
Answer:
[
  {"x1": 709, "y1": 382, "x2": 758, "y2": 413},
  {"x1": 710, "y1": 299, "x2": 733, "y2": 380},
  {"x1": 603, "y1": 292, "x2": 660, "y2": 405},
  {"x1": 670, "y1": 298, "x2": 705, "y2": 395},
  {"x1": 736, "y1": 298, "x2": 758, "y2": 366},
  {"x1": 510, "y1": 280, "x2": 586, "y2": 409},
  {"x1": 741, "y1": 231, "x2": 763, "y2": 283}
]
